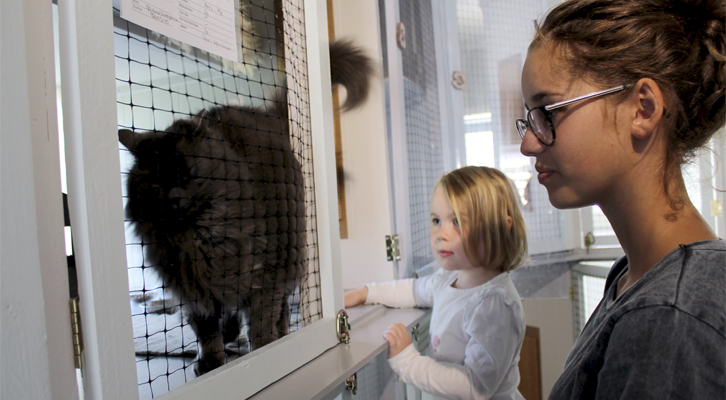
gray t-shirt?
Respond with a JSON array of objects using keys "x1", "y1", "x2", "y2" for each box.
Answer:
[{"x1": 549, "y1": 240, "x2": 725, "y2": 399}]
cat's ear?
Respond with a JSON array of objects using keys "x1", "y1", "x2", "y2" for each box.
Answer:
[
  {"x1": 118, "y1": 129, "x2": 140, "y2": 152},
  {"x1": 165, "y1": 119, "x2": 203, "y2": 140}
]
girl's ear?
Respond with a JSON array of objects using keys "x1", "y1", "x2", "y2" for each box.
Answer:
[
  {"x1": 506, "y1": 215, "x2": 513, "y2": 230},
  {"x1": 630, "y1": 78, "x2": 666, "y2": 139}
]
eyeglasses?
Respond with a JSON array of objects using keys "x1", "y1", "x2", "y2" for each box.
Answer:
[{"x1": 516, "y1": 84, "x2": 631, "y2": 146}]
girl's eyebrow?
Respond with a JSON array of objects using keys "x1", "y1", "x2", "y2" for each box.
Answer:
[{"x1": 525, "y1": 90, "x2": 561, "y2": 109}]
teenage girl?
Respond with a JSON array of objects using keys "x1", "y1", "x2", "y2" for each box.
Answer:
[
  {"x1": 345, "y1": 166, "x2": 529, "y2": 400},
  {"x1": 516, "y1": 0, "x2": 725, "y2": 398}
]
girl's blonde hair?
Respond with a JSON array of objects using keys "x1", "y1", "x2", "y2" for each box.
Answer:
[{"x1": 435, "y1": 166, "x2": 527, "y2": 272}]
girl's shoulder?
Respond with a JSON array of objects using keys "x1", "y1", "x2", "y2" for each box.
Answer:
[
  {"x1": 473, "y1": 272, "x2": 519, "y2": 297},
  {"x1": 467, "y1": 273, "x2": 523, "y2": 314},
  {"x1": 420, "y1": 267, "x2": 458, "y2": 289}
]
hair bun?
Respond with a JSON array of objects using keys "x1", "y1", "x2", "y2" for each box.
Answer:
[{"x1": 673, "y1": 0, "x2": 726, "y2": 31}]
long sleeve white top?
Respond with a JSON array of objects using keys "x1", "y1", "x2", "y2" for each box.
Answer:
[{"x1": 365, "y1": 268, "x2": 525, "y2": 400}]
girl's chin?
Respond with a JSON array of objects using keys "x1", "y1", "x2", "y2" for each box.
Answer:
[
  {"x1": 546, "y1": 190, "x2": 591, "y2": 210},
  {"x1": 439, "y1": 261, "x2": 460, "y2": 271}
]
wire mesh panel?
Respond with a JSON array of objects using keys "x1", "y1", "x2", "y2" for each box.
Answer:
[
  {"x1": 351, "y1": 352, "x2": 398, "y2": 400},
  {"x1": 456, "y1": 0, "x2": 568, "y2": 255},
  {"x1": 113, "y1": 0, "x2": 321, "y2": 397},
  {"x1": 571, "y1": 262, "x2": 610, "y2": 337},
  {"x1": 399, "y1": 0, "x2": 445, "y2": 272}
]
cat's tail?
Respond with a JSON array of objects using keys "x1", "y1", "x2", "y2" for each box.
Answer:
[{"x1": 329, "y1": 39, "x2": 374, "y2": 111}]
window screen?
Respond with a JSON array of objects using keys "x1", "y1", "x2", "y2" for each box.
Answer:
[
  {"x1": 400, "y1": 0, "x2": 445, "y2": 272},
  {"x1": 456, "y1": 0, "x2": 569, "y2": 254}
]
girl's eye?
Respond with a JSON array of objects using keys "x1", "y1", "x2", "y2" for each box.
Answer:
[
  {"x1": 431, "y1": 217, "x2": 440, "y2": 225},
  {"x1": 547, "y1": 109, "x2": 561, "y2": 121},
  {"x1": 453, "y1": 218, "x2": 459, "y2": 227}
]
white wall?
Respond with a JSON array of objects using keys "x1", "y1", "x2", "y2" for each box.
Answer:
[{"x1": 522, "y1": 297, "x2": 575, "y2": 400}]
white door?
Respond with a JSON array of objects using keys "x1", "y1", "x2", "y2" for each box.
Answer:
[{"x1": 56, "y1": 0, "x2": 346, "y2": 398}]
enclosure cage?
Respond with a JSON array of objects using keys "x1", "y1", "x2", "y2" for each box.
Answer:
[
  {"x1": 112, "y1": 0, "x2": 325, "y2": 396},
  {"x1": 51, "y1": 0, "x2": 345, "y2": 397}
]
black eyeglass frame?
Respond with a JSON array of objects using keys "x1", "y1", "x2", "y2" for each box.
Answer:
[{"x1": 516, "y1": 84, "x2": 631, "y2": 146}]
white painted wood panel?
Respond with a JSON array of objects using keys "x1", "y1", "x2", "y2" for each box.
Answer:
[{"x1": 1, "y1": 0, "x2": 80, "y2": 399}]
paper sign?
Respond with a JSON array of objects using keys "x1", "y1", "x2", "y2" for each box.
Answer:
[{"x1": 120, "y1": 0, "x2": 238, "y2": 62}]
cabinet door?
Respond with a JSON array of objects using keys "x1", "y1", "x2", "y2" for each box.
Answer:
[{"x1": 58, "y1": 0, "x2": 344, "y2": 398}]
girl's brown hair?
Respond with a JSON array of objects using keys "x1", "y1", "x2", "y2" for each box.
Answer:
[
  {"x1": 436, "y1": 166, "x2": 528, "y2": 272},
  {"x1": 532, "y1": 0, "x2": 725, "y2": 206}
]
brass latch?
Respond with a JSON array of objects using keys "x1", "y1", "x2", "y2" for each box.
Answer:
[
  {"x1": 584, "y1": 232, "x2": 595, "y2": 254},
  {"x1": 69, "y1": 297, "x2": 83, "y2": 369},
  {"x1": 345, "y1": 373, "x2": 357, "y2": 395},
  {"x1": 336, "y1": 309, "x2": 350, "y2": 344},
  {"x1": 385, "y1": 235, "x2": 401, "y2": 262}
]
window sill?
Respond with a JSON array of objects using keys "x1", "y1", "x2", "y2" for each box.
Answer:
[{"x1": 248, "y1": 305, "x2": 431, "y2": 400}]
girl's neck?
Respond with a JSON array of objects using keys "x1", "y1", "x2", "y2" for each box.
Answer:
[
  {"x1": 600, "y1": 180, "x2": 717, "y2": 295},
  {"x1": 453, "y1": 267, "x2": 503, "y2": 289}
]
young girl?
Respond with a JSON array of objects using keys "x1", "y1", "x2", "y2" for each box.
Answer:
[
  {"x1": 517, "y1": 0, "x2": 725, "y2": 398},
  {"x1": 345, "y1": 166, "x2": 528, "y2": 400}
]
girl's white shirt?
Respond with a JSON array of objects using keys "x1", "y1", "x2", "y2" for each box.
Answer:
[{"x1": 365, "y1": 268, "x2": 525, "y2": 400}]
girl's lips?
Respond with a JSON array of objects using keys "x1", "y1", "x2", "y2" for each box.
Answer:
[
  {"x1": 538, "y1": 171, "x2": 554, "y2": 184},
  {"x1": 439, "y1": 250, "x2": 453, "y2": 258},
  {"x1": 535, "y1": 164, "x2": 556, "y2": 185}
]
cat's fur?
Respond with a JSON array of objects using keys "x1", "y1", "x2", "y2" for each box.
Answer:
[{"x1": 119, "y1": 39, "x2": 372, "y2": 375}]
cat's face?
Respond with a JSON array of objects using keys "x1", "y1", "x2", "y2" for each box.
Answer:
[{"x1": 120, "y1": 120, "x2": 202, "y2": 228}]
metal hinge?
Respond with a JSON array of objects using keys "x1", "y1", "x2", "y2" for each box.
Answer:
[
  {"x1": 385, "y1": 235, "x2": 401, "y2": 262},
  {"x1": 336, "y1": 309, "x2": 350, "y2": 344},
  {"x1": 410, "y1": 323, "x2": 420, "y2": 342},
  {"x1": 345, "y1": 373, "x2": 357, "y2": 395},
  {"x1": 69, "y1": 297, "x2": 84, "y2": 369}
]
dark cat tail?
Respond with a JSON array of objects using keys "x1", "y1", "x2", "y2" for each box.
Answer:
[{"x1": 329, "y1": 39, "x2": 374, "y2": 111}]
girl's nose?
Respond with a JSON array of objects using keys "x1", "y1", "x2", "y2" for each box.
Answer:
[
  {"x1": 520, "y1": 126, "x2": 546, "y2": 156},
  {"x1": 437, "y1": 223, "x2": 454, "y2": 241}
]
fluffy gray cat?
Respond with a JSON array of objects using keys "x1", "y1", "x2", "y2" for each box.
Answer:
[{"x1": 119, "y1": 39, "x2": 372, "y2": 375}]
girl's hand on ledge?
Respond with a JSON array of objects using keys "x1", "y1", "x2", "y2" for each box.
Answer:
[{"x1": 383, "y1": 322, "x2": 412, "y2": 358}]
